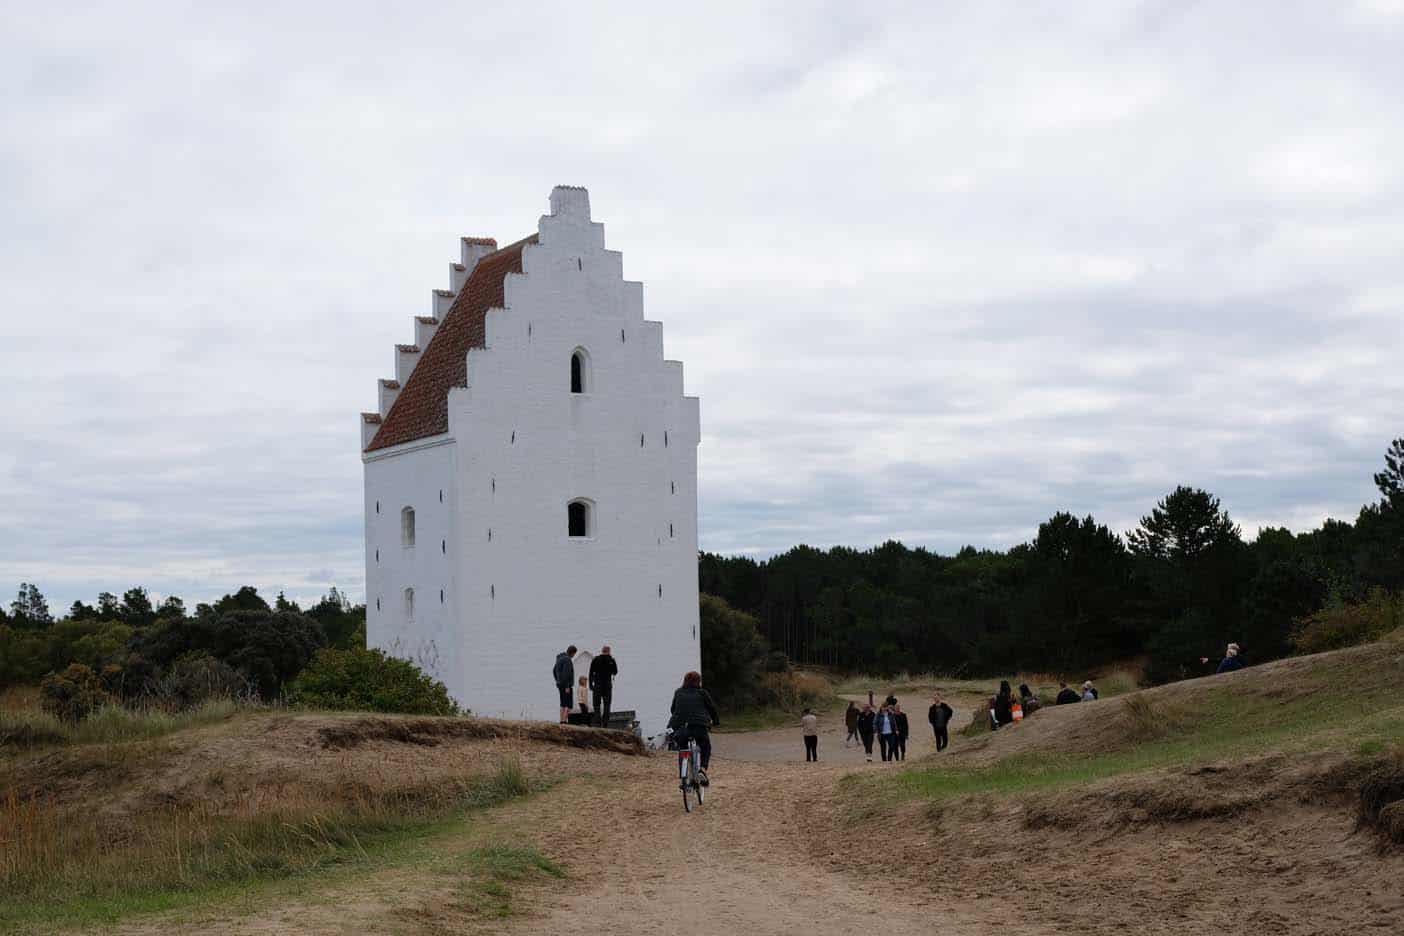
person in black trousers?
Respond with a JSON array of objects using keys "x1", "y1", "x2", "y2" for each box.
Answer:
[
  {"x1": 856, "y1": 703, "x2": 876, "y2": 762},
  {"x1": 892, "y1": 703, "x2": 909, "y2": 760},
  {"x1": 928, "y1": 692, "x2": 953, "y2": 752},
  {"x1": 588, "y1": 645, "x2": 618, "y2": 727}
]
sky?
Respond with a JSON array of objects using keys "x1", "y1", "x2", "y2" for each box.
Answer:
[{"x1": 2, "y1": 1, "x2": 1402, "y2": 612}]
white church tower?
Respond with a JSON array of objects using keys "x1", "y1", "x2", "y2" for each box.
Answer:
[{"x1": 360, "y1": 187, "x2": 700, "y2": 736}]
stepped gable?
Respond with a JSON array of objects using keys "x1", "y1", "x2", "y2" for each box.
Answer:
[{"x1": 366, "y1": 235, "x2": 536, "y2": 452}]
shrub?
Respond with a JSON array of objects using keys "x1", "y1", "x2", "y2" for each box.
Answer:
[
  {"x1": 699, "y1": 594, "x2": 767, "y2": 707},
  {"x1": 289, "y1": 647, "x2": 458, "y2": 715},
  {"x1": 755, "y1": 670, "x2": 833, "y2": 712},
  {"x1": 133, "y1": 609, "x2": 326, "y2": 699},
  {"x1": 150, "y1": 654, "x2": 250, "y2": 710},
  {"x1": 38, "y1": 664, "x2": 114, "y2": 724},
  {"x1": 1291, "y1": 590, "x2": 1404, "y2": 655}
]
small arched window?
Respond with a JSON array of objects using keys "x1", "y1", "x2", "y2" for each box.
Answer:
[
  {"x1": 570, "y1": 348, "x2": 590, "y2": 393},
  {"x1": 401, "y1": 507, "x2": 416, "y2": 547},
  {"x1": 404, "y1": 587, "x2": 415, "y2": 622},
  {"x1": 568, "y1": 498, "x2": 594, "y2": 538}
]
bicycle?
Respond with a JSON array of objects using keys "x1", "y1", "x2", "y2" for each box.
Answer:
[{"x1": 663, "y1": 728, "x2": 705, "y2": 812}]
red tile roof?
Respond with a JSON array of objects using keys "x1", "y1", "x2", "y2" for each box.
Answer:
[{"x1": 366, "y1": 235, "x2": 535, "y2": 452}]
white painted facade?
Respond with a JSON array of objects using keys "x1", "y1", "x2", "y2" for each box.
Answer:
[{"x1": 361, "y1": 187, "x2": 700, "y2": 737}]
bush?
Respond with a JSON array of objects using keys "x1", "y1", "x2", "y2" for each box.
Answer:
[
  {"x1": 38, "y1": 664, "x2": 114, "y2": 723},
  {"x1": 755, "y1": 671, "x2": 833, "y2": 712},
  {"x1": 289, "y1": 647, "x2": 458, "y2": 715},
  {"x1": 150, "y1": 654, "x2": 250, "y2": 710},
  {"x1": 699, "y1": 594, "x2": 767, "y2": 708},
  {"x1": 134, "y1": 610, "x2": 326, "y2": 699},
  {"x1": 1291, "y1": 590, "x2": 1404, "y2": 655}
]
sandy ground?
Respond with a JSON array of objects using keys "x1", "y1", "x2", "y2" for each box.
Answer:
[{"x1": 66, "y1": 669, "x2": 1404, "y2": 936}]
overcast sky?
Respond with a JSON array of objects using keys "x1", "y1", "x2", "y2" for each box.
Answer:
[{"x1": 2, "y1": 1, "x2": 1401, "y2": 611}]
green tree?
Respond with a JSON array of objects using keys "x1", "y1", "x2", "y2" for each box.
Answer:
[
  {"x1": 10, "y1": 583, "x2": 52, "y2": 628},
  {"x1": 699, "y1": 594, "x2": 767, "y2": 708},
  {"x1": 1128, "y1": 487, "x2": 1241, "y2": 561},
  {"x1": 1375, "y1": 437, "x2": 1404, "y2": 512},
  {"x1": 120, "y1": 587, "x2": 155, "y2": 627}
]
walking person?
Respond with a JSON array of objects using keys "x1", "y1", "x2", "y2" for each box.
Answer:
[
  {"x1": 588, "y1": 644, "x2": 618, "y2": 727},
  {"x1": 553, "y1": 645, "x2": 577, "y2": 724},
  {"x1": 857, "y1": 703, "x2": 876, "y2": 762},
  {"x1": 876, "y1": 704, "x2": 897, "y2": 761},
  {"x1": 844, "y1": 701, "x2": 859, "y2": 748},
  {"x1": 801, "y1": 708, "x2": 819, "y2": 762},
  {"x1": 893, "y1": 703, "x2": 909, "y2": 760},
  {"x1": 928, "y1": 693, "x2": 953, "y2": 752}
]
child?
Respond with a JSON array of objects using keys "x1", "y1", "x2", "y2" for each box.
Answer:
[{"x1": 801, "y1": 708, "x2": 819, "y2": 762}]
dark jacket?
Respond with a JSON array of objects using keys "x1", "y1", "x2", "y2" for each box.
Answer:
[
  {"x1": 552, "y1": 652, "x2": 574, "y2": 689},
  {"x1": 1056, "y1": 688, "x2": 1080, "y2": 705},
  {"x1": 856, "y1": 710, "x2": 876, "y2": 735},
  {"x1": 845, "y1": 705, "x2": 859, "y2": 730},
  {"x1": 669, "y1": 686, "x2": 719, "y2": 729},
  {"x1": 1022, "y1": 696, "x2": 1042, "y2": 716},
  {"x1": 894, "y1": 711, "x2": 910, "y2": 738},
  {"x1": 993, "y1": 692, "x2": 1013, "y2": 726},
  {"x1": 588, "y1": 653, "x2": 618, "y2": 690},
  {"x1": 1216, "y1": 655, "x2": 1244, "y2": 674},
  {"x1": 928, "y1": 702, "x2": 953, "y2": 729}
]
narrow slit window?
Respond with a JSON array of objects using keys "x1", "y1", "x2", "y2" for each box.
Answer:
[
  {"x1": 404, "y1": 587, "x2": 415, "y2": 622},
  {"x1": 401, "y1": 507, "x2": 416, "y2": 547}
]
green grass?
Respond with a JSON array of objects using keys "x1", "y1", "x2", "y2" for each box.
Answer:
[
  {"x1": 452, "y1": 845, "x2": 565, "y2": 919},
  {"x1": 0, "y1": 756, "x2": 545, "y2": 933},
  {"x1": 842, "y1": 642, "x2": 1404, "y2": 815}
]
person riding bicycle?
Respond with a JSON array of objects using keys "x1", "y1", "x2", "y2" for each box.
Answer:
[{"x1": 669, "y1": 671, "x2": 719, "y2": 785}]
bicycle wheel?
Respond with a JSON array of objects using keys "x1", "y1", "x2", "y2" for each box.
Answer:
[
  {"x1": 694, "y1": 776, "x2": 704, "y2": 806},
  {"x1": 681, "y1": 780, "x2": 692, "y2": 813}
]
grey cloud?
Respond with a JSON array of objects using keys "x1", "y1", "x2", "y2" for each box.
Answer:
[{"x1": 2, "y1": 2, "x2": 1401, "y2": 610}]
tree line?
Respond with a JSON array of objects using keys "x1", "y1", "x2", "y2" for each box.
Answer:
[{"x1": 700, "y1": 438, "x2": 1404, "y2": 683}]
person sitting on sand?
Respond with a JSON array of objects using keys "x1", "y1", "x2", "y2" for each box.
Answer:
[
  {"x1": 1056, "y1": 681, "x2": 1080, "y2": 705},
  {"x1": 1215, "y1": 643, "x2": 1244, "y2": 674},
  {"x1": 1019, "y1": 684, "x2": 1041, "y2": 716},
  {"x1": 928, "y1": 693, "x2": 953, "y2": 752},
  {"x1": 991, "y1": 680, "x2": 1014, "y2": 729},
  {"x1": 1081, "y1": 680, "x2": 1099, "y2": 702},
  {"x1": 801, "y1": 708, "x2": 819, "y2": 762},
  {"x1": 844, "y1": 701, "x2": 859, "y2": 748},
  {"x1": 857, "y1": 703, "x2": 877, "y2": 762}
]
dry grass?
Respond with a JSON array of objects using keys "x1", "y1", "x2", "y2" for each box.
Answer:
[
  {"x1": 836, "y1": 665, "x2": 1142, "y2": 703},
  {"x1": 0, "y1": 700, "x2": 242, "y2": 750},
  {"x1": 315, "y1": 716, "x2": 645, "y2": 755},
  {"x1": 0, "y1": 754, "x2": 539, "y2": 925}
]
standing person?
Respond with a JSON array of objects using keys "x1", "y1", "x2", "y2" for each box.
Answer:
[
  {"x1": 668, "y1": 671, "x2": 720, "y2": 783},
  {"x1": 588, "y1": 644, "x2": 618, "y2": 727},
  {"x1": 553, "y1": 645, "x2": 577, "y2": 724},
  {"x1": 928, "y1": 693, "x2": 953, "y2": 752},
  {"x1": 857, "y1": 703, "x2": 877, "y2": 762},
  {"x1": 1081, "y1": 680, "x2": 1098, "y2": 702},
  {"x1": 876, "y1": 704, "x2": 897, "y2": 761},
  {"x1": 801, "y1": 708, "x2": 819, "y2": 762},
  {"x1": 1056, "y1": 681, "x2": 1080, "y2": 705},
  {"x1": 577, "y1": 676, "x2": 591, "y2": 717},
  {"x1": 844, "y1": 701, "x2": 860, "y2": 748},
  {"x1": 893, "y1": 703, "x2": 909, "y2": 760}
]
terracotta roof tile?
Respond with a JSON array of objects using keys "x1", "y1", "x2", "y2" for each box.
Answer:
[{"x1": 366, "y1": 235, "x2": 534, "y2": 452}]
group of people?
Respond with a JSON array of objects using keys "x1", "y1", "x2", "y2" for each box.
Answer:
[
  {"x1": 552, "y1": 644, "x2": 618, "y2": 727},
  {"x1": 836, "y1": 697, "x2": 911, "y2": 762}
]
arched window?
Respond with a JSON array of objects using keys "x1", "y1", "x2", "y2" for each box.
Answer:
[
  {"x1": 570, "y1": 348, "x2": 590, "y2": 393},
  {"x1": 401, "y1": 507, "x2": 416, "y2": 547},
  {"x1": 404, "y1": 587, "x2": 415, "y2": 622},
  {"x1": 568, "y1": 498, "x2": 594, "y2": 538}
]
